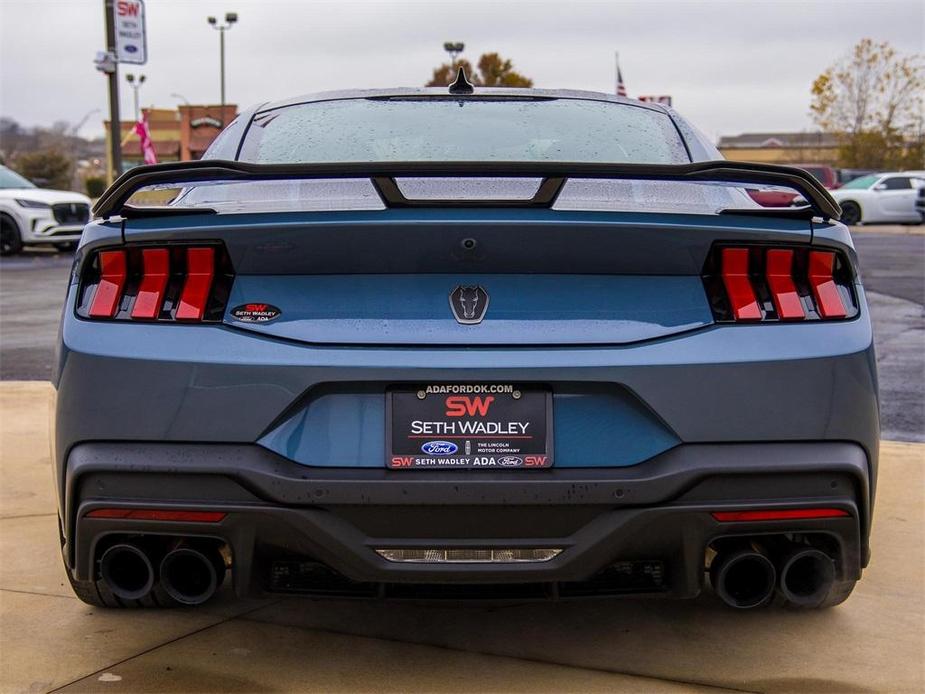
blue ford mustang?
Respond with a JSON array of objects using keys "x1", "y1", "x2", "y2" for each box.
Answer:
[{"x1": 53, "y1": 74, "x2": 878, "y2": 610}]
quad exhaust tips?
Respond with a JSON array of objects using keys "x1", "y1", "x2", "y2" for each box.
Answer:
[
  {"x1": 777, "y1": 547, "x2": 836, "y2": 608},
  {"x1": 710, "y1": 547, "x2": 777, "y2": 609},
  {"x1": 710, "y1": 542, "x2": 838, "y2": 609},
  {"x1": 99, "y1": 543, "x2": 155, "y2": 601},
  {"x1": 159, "y1": 545, "x2": 226, "y2": 605}
]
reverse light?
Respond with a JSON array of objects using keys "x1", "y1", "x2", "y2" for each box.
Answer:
[
  {"x1": 375, "y1": 548, "x2": 562, "y2": 563},
  {"x1": 704, "y1": 244, "x2": 856, "y2": 322},
  {"x1": 78, "y1": 244, "x2": 232, "y2": 322},
  {"x1": 711, "y1": 508, "x2": 850, "y2": 522}
]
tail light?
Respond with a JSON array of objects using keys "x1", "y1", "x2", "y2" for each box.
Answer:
[
  {"x1": 711, "y1": 508, "x2": 850, "y2": 522},
  {"x1": 78, "y1": 244, "x2": 233, "y2": 322},
  {"x1": 703, "y1": 245, "x2": 857, "y2": 322}
]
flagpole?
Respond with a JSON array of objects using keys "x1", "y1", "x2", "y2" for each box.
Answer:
[{"x1": 615, "y1": 51, "x2": 619, "y2": 95}]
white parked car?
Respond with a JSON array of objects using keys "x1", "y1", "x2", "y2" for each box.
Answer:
[
  {"x1": 830, "y1": 171, "x2": 925, "y2": 225},
  {"x1": 0, "y1": 165, "x2": 92, "y2": 256}
]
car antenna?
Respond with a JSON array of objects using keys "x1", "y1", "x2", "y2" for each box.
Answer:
[{"x1": 448, "y1": 66, "x2": 475, "y2": 95}]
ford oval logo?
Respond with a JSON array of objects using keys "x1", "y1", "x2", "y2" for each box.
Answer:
[
  {"x1": 125, "y1": 45, "x2": 138, "y2": 53},
  {"x1": 498, "y1": 456, "x2": 523, "y2": 466},
  {"x1": 421, "y1": 440, "x2": 458, "y2": 455}
]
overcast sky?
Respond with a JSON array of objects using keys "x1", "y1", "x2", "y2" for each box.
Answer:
[{"x1": 1, "y1": 0, "x2": 922, "y2": 142}]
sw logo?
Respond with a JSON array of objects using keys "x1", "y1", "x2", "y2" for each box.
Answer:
[
  {"x1": 391, "y1": 456, "x2": 413, "y2": 468},
  {"x1": 524, "y1": 456, "x2": 548, "y2": 467},
  {"x1": 445, "y1": 395, "x2": 494, "y2": 417}
]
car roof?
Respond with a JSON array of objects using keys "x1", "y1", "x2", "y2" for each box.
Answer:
[{"x1": 255, "y1": 87, "x2": 671, "y2": 115}]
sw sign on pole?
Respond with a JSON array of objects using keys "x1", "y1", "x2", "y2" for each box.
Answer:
[{"x1": 113, "y1": 0, "x2": 147, "y2": 64}]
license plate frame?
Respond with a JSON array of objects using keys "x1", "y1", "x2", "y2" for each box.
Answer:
[{"x1": 386, "y1": 384, "x2": 553, "y2": 470}]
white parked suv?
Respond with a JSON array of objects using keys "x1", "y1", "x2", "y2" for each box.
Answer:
[
  {"x1": 831, "y1": 171, "x2": 925, "y2": 225},
  {"x1": 0, "y1": 165, "x2": 92, "y2": 256}
]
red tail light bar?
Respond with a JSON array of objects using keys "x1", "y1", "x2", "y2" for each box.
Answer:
[
  {"x1": 87, "y1": 250, "x2": 128, "y2": 318},
  {"x1": 712, "y1": 508, "x2": 850, "y2": 522},
  {"x1": 78, "y1": 244, "x2": 233, "y2": 322},
  {"x1": 86, "y1": 508, "x2": 227, "y2": 522},
  {"x1": 704, "y1": 245, "x2": 856, "y2": 322}
]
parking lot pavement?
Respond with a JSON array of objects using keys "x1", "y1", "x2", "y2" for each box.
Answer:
[{"x1": 1, "y1": 381, "x2": 923, "y2": 693}]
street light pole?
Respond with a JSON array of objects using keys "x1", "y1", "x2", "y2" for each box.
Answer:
[
  {"x1": 125, "y1": 73, "x2": 145, "y2": 121},
  {"x1": 220, "y1": 27, "x2": 225, "y2": 108},
  {"x1": 103, "y1": 0, "x2": 122, "y2": 179},
  {"x1": 208, "y1": 12, "x2": 238, "y2": 111},
  {"x1": 443, "y1": 41, "x2": 465, "y2": 70}
]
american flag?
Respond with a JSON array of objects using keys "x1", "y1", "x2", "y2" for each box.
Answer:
[{"x1": 616, "y1": 64, "x2": 627, "y2": 97}]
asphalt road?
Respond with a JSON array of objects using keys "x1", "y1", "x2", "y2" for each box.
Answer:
[{"x1": 1, "y1": 231, "x2": 923, "y2": 440}]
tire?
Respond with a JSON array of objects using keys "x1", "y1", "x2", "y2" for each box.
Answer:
[
  {"x1": 0, "y1": 213, "x2": 23, "y2": 256},
  {"x1": 840, "y1": 201, "x2": 862, "y2": 226}
]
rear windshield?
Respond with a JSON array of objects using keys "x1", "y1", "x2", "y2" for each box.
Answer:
[
  {"x1": 237, "y1": 98, "x2": 691, "y2": 165},
  {"x1": 841, "y1": 174, "x2": 879, "y2": 190}
]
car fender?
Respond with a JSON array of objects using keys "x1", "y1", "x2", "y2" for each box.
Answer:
[{"x1": 0, "y1": 202, "x2": 25, "y2": 234}]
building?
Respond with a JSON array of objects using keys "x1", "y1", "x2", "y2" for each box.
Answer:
[
  {"x1": 104, "y1": 104, "x2": 237, "y2": 181},
  {"x1": 717, "y1": 131, "x2": 839, "y2": 166}
]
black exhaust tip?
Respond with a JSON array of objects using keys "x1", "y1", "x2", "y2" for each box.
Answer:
[
  {"x1": 778, "y1": 548, "x2": 836, "y2": 607},
  {"x1": 99, "y1": 543, "x2": 155, "y2": 601},
  {"x1": 710, "y1": 548, "x2": 776, "y2": 609},
  {"x1": 159, "y1": 547, "x2": 225, "y2": 605}
]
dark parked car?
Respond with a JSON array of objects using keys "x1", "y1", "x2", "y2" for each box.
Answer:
[
  {"x1": 54, "y1": 76, "x2": 877, "y2": 612},
  {"x1": 747, "y1": 163, "x2": 839, "y2": 207}
]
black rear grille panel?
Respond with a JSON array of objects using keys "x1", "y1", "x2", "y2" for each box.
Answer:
[
  {"x1": 52, "y1": 203, "x2": 90, "y2": 225},
  {"x1": 266, "y1": 558, "x2": 668, "y2": 600}
]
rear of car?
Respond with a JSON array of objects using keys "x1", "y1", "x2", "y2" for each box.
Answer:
[{"x1": 53, "y1": 88, "x2": 878, "y2": 611}]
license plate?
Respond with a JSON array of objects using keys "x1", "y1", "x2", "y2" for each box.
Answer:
[{"x1": 387, "y1": 384, "x2": 553, "y2": 469}]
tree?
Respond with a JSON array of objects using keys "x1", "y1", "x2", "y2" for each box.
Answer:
[
  {"x1": 810, "y1": 39, "x2": 924, "y2": 169},
  {"x1": 13, "y1": 148, "x2": 73, "y2": 189},
  {"x1": 427, "y1": 52, "x2": 533, "y2": 88}
]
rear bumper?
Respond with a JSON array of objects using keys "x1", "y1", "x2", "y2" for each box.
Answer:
[{"x1": 64, "y1": 441, "x2": 870, "y2": 599}]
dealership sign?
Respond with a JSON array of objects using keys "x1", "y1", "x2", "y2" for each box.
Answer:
[
  {"x1": 638, "y1": 95, "x2": 673, "y2": 107},
  {"x1": 113, "y1": 0, "x2": 147, "y2": 64}
]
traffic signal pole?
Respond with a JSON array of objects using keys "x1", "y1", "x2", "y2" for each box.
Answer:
[{"x1": 104, "y1": 0, "x2": 122, "y2": 180}]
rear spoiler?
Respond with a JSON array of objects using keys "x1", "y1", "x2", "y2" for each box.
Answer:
[{"x1": 93, "y1": 159, "x2": 841, "y2": 222}]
